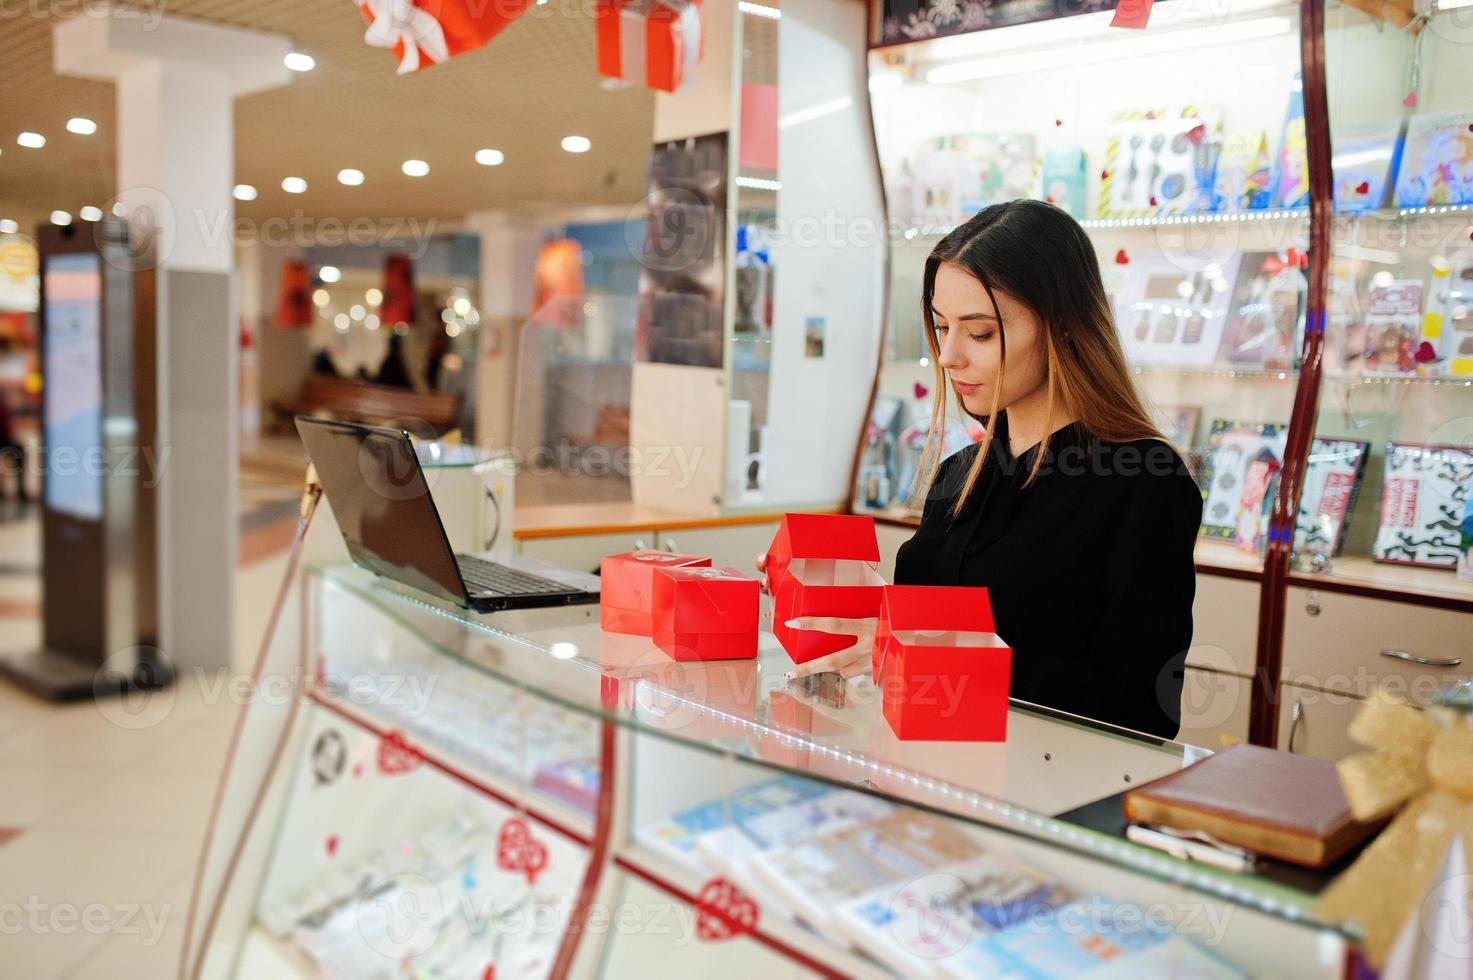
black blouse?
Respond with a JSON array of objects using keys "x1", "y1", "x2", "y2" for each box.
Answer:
[{"x1": 893, "y1": 413, "x2": 1203, "y2": 739}]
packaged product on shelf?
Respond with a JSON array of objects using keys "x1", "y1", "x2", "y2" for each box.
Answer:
[
  {"x1": 1215, "y1": 251, "x2": 1305, "y2": 368},
  {"x1": 1330, "y1": 118, "x2": 1405, "y2": 213},
  {"x1": 1114, "y1": 253, "x2": 1243, "y2": 366},
  {"x1": 1212, "y1": 130, "x2": 1272, "y2": 212},
  {"x1": 599, "y1": 549, "x2": 711, "y2": 635},
  {"x1": 1099, "y1": 109, "x2": 1219, "y2": 218},
  {"x1": 1038, "y1": 146, "x2": 1087, "y2": 219},
  {"x1": 638, "y1": 775, "x2": 832, "y2": 872},
  {"x1": 1460, "y1": 491, "x2": 1473, "y2": 582},
  {"x1": 1293, "y1": 439, "x2": 1370, "y2": 565},
  {"x1": 907, "y1": 133, "x2": 1038, "y2": 227},
  {"x1": 532, "y1": 757, "x2": 601, "y2": 817},
  {"x1": 650, "y1": 565, "x2": 759, "y2": 661},
  {"x1": 1363, "y1": 279, "x2": 1425, "y2": 375},
  {"x1": 1372, "y1": 442, "x2": 1473, "y2": 568},
  {"x1": 1198, "y1": 420, "x2": 1288, "y2": 541},
  {"x1": 1423, "y1": 250, "x2": 1473, "y2": 377},
  {"x1": 1271, "y1": 72, "x2": 1309, "y2": 209},
  {"x1": 1235, "y1": 446, "x2": 1281, "y2": 556},
  {"x1": 1392, "y1": 111, "x2": 1473, "y2": 208}
]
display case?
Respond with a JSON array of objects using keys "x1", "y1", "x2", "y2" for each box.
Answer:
[
  {"x1": 849, "y1": 0, "x2": 1473, "y2": 753},
  {"x1": 186, "y1": 555, "x2": 1363, "y2": 978}
]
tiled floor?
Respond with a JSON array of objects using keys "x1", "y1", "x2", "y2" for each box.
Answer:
[{"x1": 0, "y1": 499, "x2": 298, "y2": 978}]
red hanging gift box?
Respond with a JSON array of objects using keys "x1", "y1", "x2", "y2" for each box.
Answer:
[
  {"x1": 600, "y1": 549, "x2": 712, "y2": 636},
  {"x1": 874, "y1": 585, "x2": 1012, "y2": 742},
  {"x1": 651, "y1": 566, "x2": 759, "y2": 662},
  {"x1": 596, "y1": 0, "x2": 705, "y2": 94},
  {"x1": 766, "y1": 514, "x2": 885, "y2": 665},
  {"x1": 358, "y1": 0, "x2": 538, "y2": 74}
]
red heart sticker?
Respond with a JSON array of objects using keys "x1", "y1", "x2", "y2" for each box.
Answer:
[
  {"x1": 1355, "y1": 181, "x2": 1370, "y2": 194},
  {"x1": 1114, "y1": 249, "x2": 1130, "y2": 265},
  {"x1": 1045, "y1": 195, "x2": 1056, "y2": 204},
  {"x1": 1100, "y1": 169, "x2": 1110, "y2": 181},
  {"x1": 376, "y1": 731, "x2": 424, "y2": 776},
  {"x1": 482, "y1": 967, "x2": 495, "y2": 980},
  {"x1": 1149, "y1": 195, "x2": 1158, "y2": 207},
  {"x1": 1054, "y1": 118, "x2": 1063, "y2": 127},
  {"x1": 913, "y1": 382, "x2": 928, "y2": 399},
  {"x1": 694, "y1": 878, "x2": 759, "y2": 942},
  {"x1": 1403, "y1": 91, "x2": 1417, "y2": 108},
  {"x1": 1185, "y1": 124, "x2": 1207, "y2": 145},
  {"x1": 1415, "y1": 341, "x2": 1436, "y2": 363},
  {"x1": 326, "y1": 834, "x2": 339, "y2": 857},
  {"x1": 495, "y1": 817, "x2": 549, "y2": 885}
]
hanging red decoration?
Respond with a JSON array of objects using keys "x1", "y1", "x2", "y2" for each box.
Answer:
[
  {"x1": 1114, "y1": 249, "x2": 1130, "y2": 265},
  {"x1": 597, "y1": 0, "x2": 705, "y2": 94},
  {"x1": 379, "y1": 254, "x2": 417, "y2": 327},
  {"x1": 495, "y1": 816, "x2": 549, "y2": 884},
  {"x1": 1110, "y1": 0, "x2": 1156, "y2": 29},
  {"x1": 358, "y1": 0, "x2": 538, "y2": 74},
  {"x1": 694, "y1": 878, "x2": 759, "y2": 942},
  {"x1": 275, "y1": 260, "x2": 313, "y2": 329},
  {"x1": 532, "y1": 239, "x2": 585, "y2": 327},
  {"x1": 375, "y1": 731, "x2": 424, "y2": 775}
]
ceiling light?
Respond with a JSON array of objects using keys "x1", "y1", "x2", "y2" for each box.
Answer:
[
  {"x1": 233, "y1": 183, "x2": 258, "y2": 201},
  {"x1": 337, "y1": 168, "x2": 365, "y2": 186},
  {"x1": 281, "y1": 176, "x2": 307, "y2": 194},
  {"x1": 366, "y1": 287, "x2": 383, "y2": 305},
  {"x1": 111, "y1": 202, "x2": 125, "y2": 216},
  {"x1": 312, "y1": 289, "x2": 329, "y2": 307},
  {"x1": 365, "y1": 314, "x2": 380, "y2": 330},
  {"x1": 66, "y1": 117, "x2": 97, "y2": 135},
  {"x1": 350, "y1": 304, "x2": 366, "y2": 320},
  {"x1": 868, "y1": 73, "x2": 903, "y2": 95},
  {"x1": 79, "y1": 205, "x2": 103, "y2": 221},
  {"x1": 0, "y1": 219, "x2": 16, "y2": 235},
  {"x1": 561, "y1": 135, "x2": 591, "y2": 154},
  {"x1": 50, "y1": 210, "x2": 72, "y2": 226},
  {"x1": 401, "y1": 159, "x2": 430, "y2": 177},
  {"x1": 319, "y1": 265, "x2": 342, "y2": 283},
  {"x1": 474, "y1": 148, "x2": 505, "y2": 166},
  {"x1": 284, "y1": 51, "x2": 316, "y2": 72},
  {"x1": 334, "y1": 313, "x2": 350, "y2": 331},
  {"x1": 17, "y1": 132, "x2": 45, "y2": 148},
  {"x1": 738, "y1": 1, "x2": 781, "y2": 18}
]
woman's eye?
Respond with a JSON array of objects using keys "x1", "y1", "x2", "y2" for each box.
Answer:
[
  {"x1": 970, "y1": 331, "x2": 994, "y2": 343},
  {"x1": 934, "y1": 324, "x2": 948, "y2": 334}
]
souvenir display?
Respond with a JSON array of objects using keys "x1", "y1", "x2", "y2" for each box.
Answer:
[
  {"x1": 1038, "y1": 145, "x2": 1087, "y2": 219},
  {"x1": 1460, "y1": 490, "x2": 1473, "y2": 582},
  {"x1": 1099, "y1": 109, "x2": 1218, "y2": 218},
  {"x1": 1293, "y1": 439, "x2": 1370, "y2": 565},
  {"x1": 1330, "y1": 118, "x2": 1404, "y2": 213},
  {"x1": 1423, "y1": 250, "x2": 1473, "y2": 377},
  {"x1": 1212, "y1": 130, "x2": 1272, "y2": 211},
  {"x1": 906, "y1": 133, "x2": 1037, "y2": 228},
  {"x1": 1114, "y1": 252, "x2": 1242, "y2": 365},
  {"x1": 1372, "y1": 442, "x2": 1473, "y2": 568},
  {"x1": 1235, "y1": 446, "x2": 1282, "y2": 555},
  {"x1": 1271, "y1": 72, "x2": 1310, "y2": 209},
  {"x1": 1363, "y1": 279, "x2": 1425, "y2": 376},
  {"x1": 1392, "y1": 111, "x2": 1473, "y2": 208},
  {"x1": 1197, "y1": 420, "x2": 1288, "y2": 541}
]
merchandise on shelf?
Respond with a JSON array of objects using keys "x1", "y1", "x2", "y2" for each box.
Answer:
[
  {"x1": 1236, "y1": 446, "x2": 1282, "y2": 556},
  {"x1": 1212, "y1": 130, "x2": 1272, "y2": 211},
  {"x1": 1293, "y1": 439, "x2": 1370, "y2": 565},
  {"x1": 1099, "y1": 109, "x2": 1219, "y2": 218},
  {"x1": 650, "y1": 564, "x2": 760, "y2": 661},
  {"x1": 1392, "y1": 111, "x2": 1473, "y2": 208},
  {"x1": 1363, "y1": 278, "x2": 1425, "y2": 376},
  {"x1": 1198, "y1": 420, "x2": 1288, "y2": 541},
  {"x1": 1372, "y1": 442, "x2": 1473, "y2": 568},
  {"x1": 639, "y1": 775, "x2": 833, "y2": 870},
  {"x1": 1114, "y1": 252, "x2": 1243, "y2": 366},
  {"x1": 1038, "y1": 146, "x2": 1087, "y2": 219},
  {"x1": 1216, "y1": 251, "x2": 1307, "y2": 369},
  {"x1": 1460, "y1": 491, "x2": 1473, "y2": 582},
  {"x1": 1424, "y1": 250, "x2": 1473, "y2": 377},
  {"x1": 1271, "y1": 72, "x2": 1309, "y2": 209},
  {"x1": 907, "y1": 132, "x2": 1038, "y2": 227},
  {"x1": 1330, "y1": 118, "x2": 1405, "y2": 214}
]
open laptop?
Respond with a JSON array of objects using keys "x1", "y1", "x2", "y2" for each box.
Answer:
[{"x1": 296, "y1": 416, "x2": 599, "y2": 612}]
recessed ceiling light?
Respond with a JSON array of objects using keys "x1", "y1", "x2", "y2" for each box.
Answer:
[
  {"x1": 284, "y1": 52, "x2": 315, "y2": 72},
  {"x1": 79, "y1": 205, "x2": 103, "y2": 221},
  {"x1": 111, "y1": 202, "x2": 125, "y2": 216},
  {"x1": 312, "y1": 289, "x2": 329, "y2": 307},
  {"x1": 0, "y1": 219, "x2": 17, "y2": 234},
  {"x1": 366, "y1": 287, "x2": 383, "y2": 305},
  {"x1": 365, "y1": 314, "x2": 380, "y2": 330},
  {"x1": 333, "y1": 313, "x2": 349, "y2": 331},
  {"x1": 233, "y1": 183, "x2": 258, "y2": 201},
  {"x1": 474, "y1": 148, "x2": 505, "y2": 166},
  {"x1": 319, "y1": 265, "x2": 342, "y2": 283},
  {"x1": 337, "y1": 168, "x2": 365, "y2": 186},
  {"x1": 50, "y1": 210, "x2": 72, "y2": 226},
  {"x1": 350, "y1": 304, "x2": 366, "y2": 320},
  {"x1": 281, "y1": 176, "x2": 308, "y2": 194},
  {"x1": 401, "y1": 159, "x2": 430, "y2": 177},
  {"x1": 17, "y1": 132, "x2": 45, "y2": 149},
  {"x1": 66, "y1": 117, "x2": 97, "y2": 135},
  {"x1": 560, "y1": 135, "x2": 591, "y2": 154}
]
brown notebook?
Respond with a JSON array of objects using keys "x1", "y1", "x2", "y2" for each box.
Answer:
[{"x1": 1123, "y1": 743, "x2": 1381, "y2": 868}]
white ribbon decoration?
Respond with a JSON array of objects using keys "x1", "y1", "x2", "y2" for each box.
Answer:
[{"x1": 360, "y1": 0, "x2": 451, "y2": 74}]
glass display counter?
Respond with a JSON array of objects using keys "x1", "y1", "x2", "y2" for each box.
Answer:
[{"x1": 189, "y1": 559, "x2": 1360, "y2": 978}]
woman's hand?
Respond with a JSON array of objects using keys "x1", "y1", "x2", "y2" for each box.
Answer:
[{"x1": 780, "y1": 616, "x2": 878, "y2": 681}]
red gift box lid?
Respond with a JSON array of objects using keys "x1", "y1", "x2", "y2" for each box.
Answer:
[
  {"x1": 766, "y1": 514, "x2": 879, "y2": 591},
  {"x1": 655, "y1": 566, "x2": 759, "y2": 634},
  {"x1": 879, "y1": 585, "x2": 996, "y2": 633},
  {"x1": 601, "y1": 550, "x2": 711, "y2": 612}
]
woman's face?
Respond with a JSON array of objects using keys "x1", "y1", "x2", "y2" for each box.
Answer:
[{"x1": 930, "y1": 261, "x2": 1048, "y2": 417}]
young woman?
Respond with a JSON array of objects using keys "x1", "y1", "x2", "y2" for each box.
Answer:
[{"x1": 766, "y1": 200, "x2": 1203, "y2": 740}]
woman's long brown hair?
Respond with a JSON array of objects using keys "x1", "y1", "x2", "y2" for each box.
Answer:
[{"x1": 919, "y1": 200, "x2": 1164, "y2": 519}]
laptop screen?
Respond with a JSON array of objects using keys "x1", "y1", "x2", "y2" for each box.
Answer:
[{"x1": 295, "y1": 417, "x2": 466, "y2": 605}]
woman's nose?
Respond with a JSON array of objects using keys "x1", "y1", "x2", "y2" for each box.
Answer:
[{"x1": 938, "y1": 329, "x2": 965, "y2": 369}]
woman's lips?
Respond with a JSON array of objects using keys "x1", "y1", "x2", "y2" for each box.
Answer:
[{"x1": 951, "y1": 379, "x2": 981, "y2": 396}]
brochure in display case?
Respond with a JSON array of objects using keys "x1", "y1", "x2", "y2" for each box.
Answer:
[
  {"x1": 1392, "y1": 112, "x2": 1473, "y2": 208},
  {"x1": 1293, "y1": 439, "x2": 1370, "y2": 565},
  {"x1": 1197, "y1": 420, "x2": 1288, "y2": 544},
  {"x1": 1098, "y1": 109, "x2": 1219, "y2": 218},
  {"x1": 1372, "y1": 442, "x2": 1473, "y2": 569}
]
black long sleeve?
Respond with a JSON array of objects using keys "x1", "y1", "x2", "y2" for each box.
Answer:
[{"x1": 894, "y1": 416, "x2": 1203, "y2": 740}]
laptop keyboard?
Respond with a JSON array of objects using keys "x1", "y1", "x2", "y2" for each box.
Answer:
[{"x1": 456, "y1": 555, "x2": 575, "y2": 597}]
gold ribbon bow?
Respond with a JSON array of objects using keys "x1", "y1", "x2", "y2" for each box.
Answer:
[{"x1": 1315, "y1": 687, "x2": 1473, "y2": 968}]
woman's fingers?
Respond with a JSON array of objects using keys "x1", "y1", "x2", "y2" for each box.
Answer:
[
  {"x1": 754, "y1": 552, "x2": 769, "y2": 594},
  {"x1": 783, "y1": 616, "x2": 878, "y2": 636},
  {"x1": 783, "y1": 644, "x2": 869, "y2": 680}
]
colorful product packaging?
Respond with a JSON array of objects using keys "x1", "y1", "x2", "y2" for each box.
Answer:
[
  {"x1": 651, "y1": 565, "x2": 759, "y2": 661},
  {"x1": 600, "y1": 549, "x2": 711, "y2": 635}
]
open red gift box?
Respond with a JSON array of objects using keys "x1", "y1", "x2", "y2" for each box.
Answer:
[
  {"x1": 766, "y1": 514, "x2": 885, "y2": 664},
  {"x1": 600, "y1": 550, "x2": 711, "y2": 635},
  {"x1": 652, "y1": 565, "x2": 759, "y2": 662},
  {"x1": 875, "y1": 585, "x2": 1012, "y2": 742}
]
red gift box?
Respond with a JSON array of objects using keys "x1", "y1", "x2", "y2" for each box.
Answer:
[
  {"x1": 652, "y1": 566, "x2": 759, "y2": 662},
  {"x1": 601, "y1": 550, "x2": 711, "y2": 635},
  {"x1": 596, "y1": 0, "x2": 704, "y2": 94},
  {"x1": 766, "y1": 514, "x2": 885, "y2": 664},
  {"x1": 875, "y1": 585, "x2": 1012, "y2": 742}
]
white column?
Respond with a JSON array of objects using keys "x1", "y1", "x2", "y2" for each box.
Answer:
[
  {"x1": 463, "y1": 210, "x2": 541, "y2": 451},
  {"x1": 55, "y1": 13, "x2": 292, "y2": 672}
]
